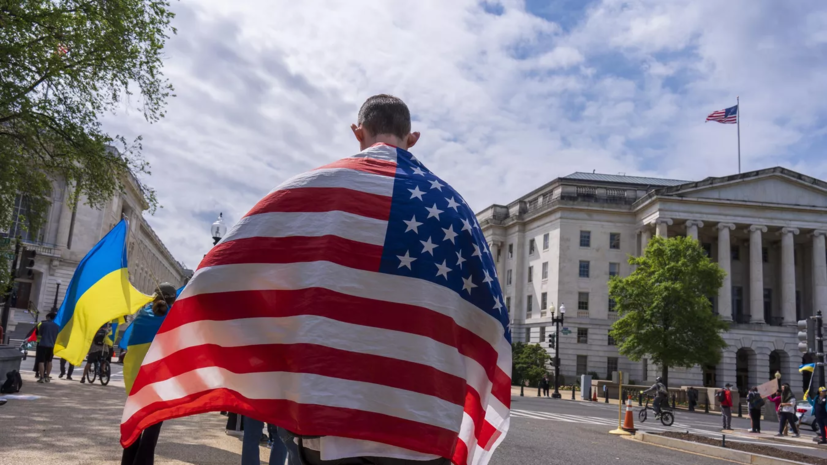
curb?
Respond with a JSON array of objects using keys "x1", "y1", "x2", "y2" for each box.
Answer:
[{"x1": 633, "y1": 431, "x2": 803, "y2": 465}]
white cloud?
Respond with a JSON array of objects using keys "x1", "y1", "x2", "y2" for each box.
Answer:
[{"x1": 103, "y1": 0, "x2": 827, "y2": 267}]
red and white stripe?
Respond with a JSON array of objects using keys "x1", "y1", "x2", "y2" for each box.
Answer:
[
  {"x1": 120, "y1": 144, "x2": 511, "y2": 465},
  {"x1": 705, "y1": 110, "x2": 737, "y2": 124}
]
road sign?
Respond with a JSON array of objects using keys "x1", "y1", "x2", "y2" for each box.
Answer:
[{"x1": 561, "y1": 328, "x2": 571, "y2": 335}]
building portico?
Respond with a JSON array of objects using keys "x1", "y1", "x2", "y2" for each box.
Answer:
[{"x1": 477, "y1": 167, "x2": 827, "y2": 396}]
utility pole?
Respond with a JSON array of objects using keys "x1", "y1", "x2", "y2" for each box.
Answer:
[
  {"x1": 818, "y1": 311, "x2": 825, "y2": 389},
  {"x1": 550, "y1": 304, "x2": 566, "y2": 399},
  {"x1": 1, "y1": 238, "x2": 22, "y2": 342}
]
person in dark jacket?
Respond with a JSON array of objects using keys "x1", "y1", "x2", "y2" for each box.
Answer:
[
  {"x1": 541, "y1": 375, "x2": 550, "y2": 397},
  {"x1": 746, "y1": 386, "x2": 763, "y2": 433},
  {"x1": 809, "y1": 387, "x2": 827, "y2": 444}
]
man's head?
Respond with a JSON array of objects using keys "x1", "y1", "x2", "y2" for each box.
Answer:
[
  {"x1": 819, "y1": 387, "x2": 827, "y2": 397},
  {"x1": 725, "y1": 383, "x2": 732, "y2": 390},
  {"x1": 351, "y1": 94, "x2": 420, "y2": 151},
  {"x1": 151, "y1": 283, "x2": 178, "y2": 316},
  {"x1": 46, "y1": 311, "x2": 56, "y2": 321}
]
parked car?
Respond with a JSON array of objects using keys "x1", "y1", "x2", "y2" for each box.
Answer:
[{"x1": 797, "y1": 403, "x2": 819, "y2": 432}]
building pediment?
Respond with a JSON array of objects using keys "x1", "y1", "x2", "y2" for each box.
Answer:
[{"x1": 659, "y1": 168, "x2": 827, "y2": 209}]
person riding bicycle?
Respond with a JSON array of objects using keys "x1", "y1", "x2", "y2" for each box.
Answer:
[
  {"x1": 642, "y1": 377, "x2": 669, "y2": 418},
  {"x1": 80, "y1": 325, "x2": 108, "y2": 384}
]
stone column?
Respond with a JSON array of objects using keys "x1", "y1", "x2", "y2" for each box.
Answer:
[
  {"x1": 779, "y1": 228, "x2": 799, "y2": 325},
  {"x1": 812, "y1": 230, "x2": 827, "y2": 314},
  {"x1": 640, "y1": 229, "x2": 652, "y2": 255},
  {"x1": 685, "y1": 220, "x2": 704, "y2": 241},
  {"x1": 747, "y1": 225, "x2": 768, "y2": 323},
  {"x1": 717, "y1": 223, "x2": 736, "y2": 321},
  {"x1": 655, "y1": 218, "x2": 673, "y2": 238}
]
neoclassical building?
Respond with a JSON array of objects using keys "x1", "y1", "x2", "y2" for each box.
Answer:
[
  {"x1": 477, "y1": 167, "x2": 827, "y2": 394},
  {"x1": 3, "y1": 153, "x2": 190, "y2": 337}
]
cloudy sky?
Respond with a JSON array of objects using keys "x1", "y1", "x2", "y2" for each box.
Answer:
[{"x1": 103, "y1": 0, "x2": 827, "y2": 269}]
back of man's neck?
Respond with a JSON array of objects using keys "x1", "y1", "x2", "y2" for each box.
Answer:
[{"x1": 363, "y1": 135, "x2": 406, "y2": 151}]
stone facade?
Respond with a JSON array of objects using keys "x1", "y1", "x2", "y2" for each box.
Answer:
[
  {"x1": 477, "y1": 167, "x2": 827, "y2": 396},
  {"x1": 4, "y1": 163, "x2": 190, "y2": 334}
]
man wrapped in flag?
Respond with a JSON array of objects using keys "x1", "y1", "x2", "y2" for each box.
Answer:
[{"x1": 121, "y1": 95, "x2": 512, "y2": 465}]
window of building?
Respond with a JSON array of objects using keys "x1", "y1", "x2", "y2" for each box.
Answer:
[
  {"x1": 732, "y1": 286, "x2": 743, "y2": 319},
  {"x1": 508, "y1": 243, "x2": 513, "y2": 259},
  {"x1": 764, "y1": 288, "x2": 772, "y2": 323},
  {"x1": 542, "y1": 261, "x2": 549, "y2": 280},
  {"x1": 527, "y1": 266, "x2": 533, "y2": 283},
  {"x1": 609, "y1": 262, "x2": 620, "y2": 277},
  {"x1": 709, "y1": 296, "x2": 717, "y2": 315},
  {"x1": 543, "y1": 233, "x2": 550, "y2": 250},
  {"x1": 524, "y1": 328, "x2": 530, "y2": 343},
  {"x1": 796, "y1": 291, "x2": 802, "y2": 320},
  {"x1": 529, "y1": 239, "x2": 536, "y2": 255},
  {"x1": 762, "y1": 247, "x2": 769, "y2": 263},
  {"x1": 608, "y1": 334, "x2": 616, "y2": 346},
  {"x1": 580, "y1": 231, "x2": 591, "y2": 248},
  {"x1": 576, "y1": 355, "x2": 588, "y2": 377},
  {"x1": 3, "y1": 195, "x2": 45, "y2": 243},
  {"x1": 541, "y1": 292, "x2": 548, "y2": 309},
  {"x1": 607, "y1": 357, "x2": 619, "y2": 379},
  {"x1": 579, "y1": 260, "x2": 590, "y2": 278},
  {"x1": 702, "y1": 242, "x2": 712, "y2": 258},
  {"x1": 578, "y1": 292, "x2": 589, "y2": 311},
  {"x1": 577, "y1": 328, "x2": 588, "y2": 344},
  {"x1": 526, "y1": 295, "x2": 533, "y2": 319},
  {"x1": 731, "y1": 245, "x2": 740, "y2": 261},
  {"x1": 10, "y1": 281, "x2": 33, "y2": 309},
  {"x1": 539, "y1": 326, "x2": 546, "y2": 344},
  {"x1": 642, "y1": 359, "x2": 648, "y2": 380},
  {"x1": 610, "y1": 233, "x2": 621, "y2": 250},
  {"x1": 506, "y1": 269, "x2": 512, "y2": 285},
  {"x1": 506, "y1": 296, "x2": 511, "y2": 315},
  {"x1": 608, "y1": 298, "x2": 616, "y2": 313}
]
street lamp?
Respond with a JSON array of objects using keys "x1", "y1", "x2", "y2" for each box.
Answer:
[
  {"x1": 50, "y1": 279, "x2": 63, "y2": 313},
  {"x1": 551, "y1": 303, "x2": 566, "y2": 399},
  {"x1": 211, "y1": 213, "x2": 227, "y2": 246}
]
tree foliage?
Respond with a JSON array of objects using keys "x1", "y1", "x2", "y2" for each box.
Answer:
[
  {"x1": 609, "y1": 236, "x2": 729, "y2": 384},
  {"x1": 512, "y1": 342, "x2": 551, "y2": 386},
  {"x1": 0, "y1": 0, "x2": 176, "y2": 289}
]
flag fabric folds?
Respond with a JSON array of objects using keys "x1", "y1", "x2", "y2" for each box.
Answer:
[
  {"x1": 800, "y1": 363, "x2": 815, "y2": 373},
  {"x1": 120, "y1": 144, "x2": 512, "y2": 465},
  {"x1": 706, "y1": 105, "x2": 738, "y2": 124},
  {"x1": 54, "y1": 220, "x2": 153, "y2": 365},
  {"x1": 122, "y1": 286, "x2": 183, "y2": 394}
]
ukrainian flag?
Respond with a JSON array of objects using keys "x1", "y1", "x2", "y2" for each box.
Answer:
[
  {"x1": 54, "y1": 220, "x2": 153, "y2": 365},
  {"x1": 122, "y1": 286, "x2": 183, "y2": 394}
]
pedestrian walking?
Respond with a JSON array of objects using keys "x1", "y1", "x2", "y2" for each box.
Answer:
[
  {"x1": 241, "y1": 417, "x2": 291, "y2": 465},
  {"x1": 687, "y1": 387, "x2": 698, "y2": 412},
  {"x1": 718, "y1": 383, "x2": 733, "y2": 430},
  {"x1": 542, "y1": 375, "x2": 550, "y2": 397},
  {"x1": 35, "y1": 313, "x2": 59, "y2": 383},
  {"x1": 746, "y1": 386, "x2": 764, "y2": 433},
  {"x1": 775, "y1": 383, "x2": 800, "y2": 438},
  {"x1": 809, "y1": 386, "x2": 827, "y2": 444},
  {"x1": 58, "y1": 358, "x2": 75, "y2": 380}
]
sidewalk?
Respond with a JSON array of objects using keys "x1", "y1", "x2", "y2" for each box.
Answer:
[{"x1": 0, "y1": 370, "x2": 251, "y2": 464}]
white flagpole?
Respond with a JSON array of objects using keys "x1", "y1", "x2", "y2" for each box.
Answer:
[{"x1": 737, "y1": 96, "x2": 741, "y2": 174}]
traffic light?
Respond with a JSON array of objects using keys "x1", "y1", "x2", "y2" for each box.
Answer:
[
  {"x1": 548, "y1": 333, "x2": 556, "y2": 349},
  {"x1": 798, "y1": 318, "x2": 815, "y2": 354},
  {"x1": 16, "y1": 249, "x2": 36, "y2": 279}
]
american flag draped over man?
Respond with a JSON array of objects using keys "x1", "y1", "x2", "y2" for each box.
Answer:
[{"x1": 120, "y1": 95, "x2": 512, "y2": 465}]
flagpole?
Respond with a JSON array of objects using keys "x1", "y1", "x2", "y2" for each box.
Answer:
[{"x1": 737, "y1": 96, "x2": 741, "y2": 174}]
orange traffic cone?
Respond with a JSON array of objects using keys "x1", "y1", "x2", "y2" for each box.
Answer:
[
  {"x1": 622, "y1": 396, "x2": 636, "y2": 433},
  {"x1": 592, "y1": 390, "x2": 598, "y2": 402}
]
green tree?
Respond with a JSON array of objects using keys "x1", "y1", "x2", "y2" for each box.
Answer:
[
  {"x1": 512, "y1": 342, "x2": 551, "y2": 387},
  {"x1": 609, "y1": 236, "x2": 729, "y2": 385},
  {"x1": 0, "y1": 1, "x2": 176, "y2": 289}
]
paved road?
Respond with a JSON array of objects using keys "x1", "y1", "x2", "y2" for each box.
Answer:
[{"x1": 510, "y1": 395, "x2": 827, "y2": 459}]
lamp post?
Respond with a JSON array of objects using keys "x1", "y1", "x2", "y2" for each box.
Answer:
[
  {"x1": 211, "y1": 213, "x2": 227, "y2": 246},
  {"x1": 551, "y1": 304, "x2": 566, "y2": 399},
  {"x1": 48, "y1": 279, "x2": 63, "y2": 319}
]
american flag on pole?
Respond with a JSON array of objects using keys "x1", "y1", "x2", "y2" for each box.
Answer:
[
  {"x1": 705, "y1": 105, "x2": 738, "y2": 124},
  {"x1": 120, "y1": 143, "x2": 512, "y2": 465}
]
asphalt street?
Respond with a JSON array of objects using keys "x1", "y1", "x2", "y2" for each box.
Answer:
[{"x1": 510, "y1": 394, "x2": 827, "y2": 460}]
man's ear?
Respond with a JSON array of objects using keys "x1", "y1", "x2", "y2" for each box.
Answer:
[
  {"x1": 351, "y1": 124, "x2": 365, "y2": 143},
  {"x1": 406, "y1": 131, "x2": 421, "y2": 149}
]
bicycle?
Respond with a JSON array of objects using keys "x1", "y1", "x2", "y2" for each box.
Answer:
[
  {"x1": 638, "y1": 396, "x2": 675, "y2": 426},
  {"x1": 85, "y1": 346, "x2": 111, "y2": 386}
]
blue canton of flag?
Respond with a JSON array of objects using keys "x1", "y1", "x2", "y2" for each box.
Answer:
[{"x1": 377, "y1": 148, "x2": 511, "y2": 342}]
